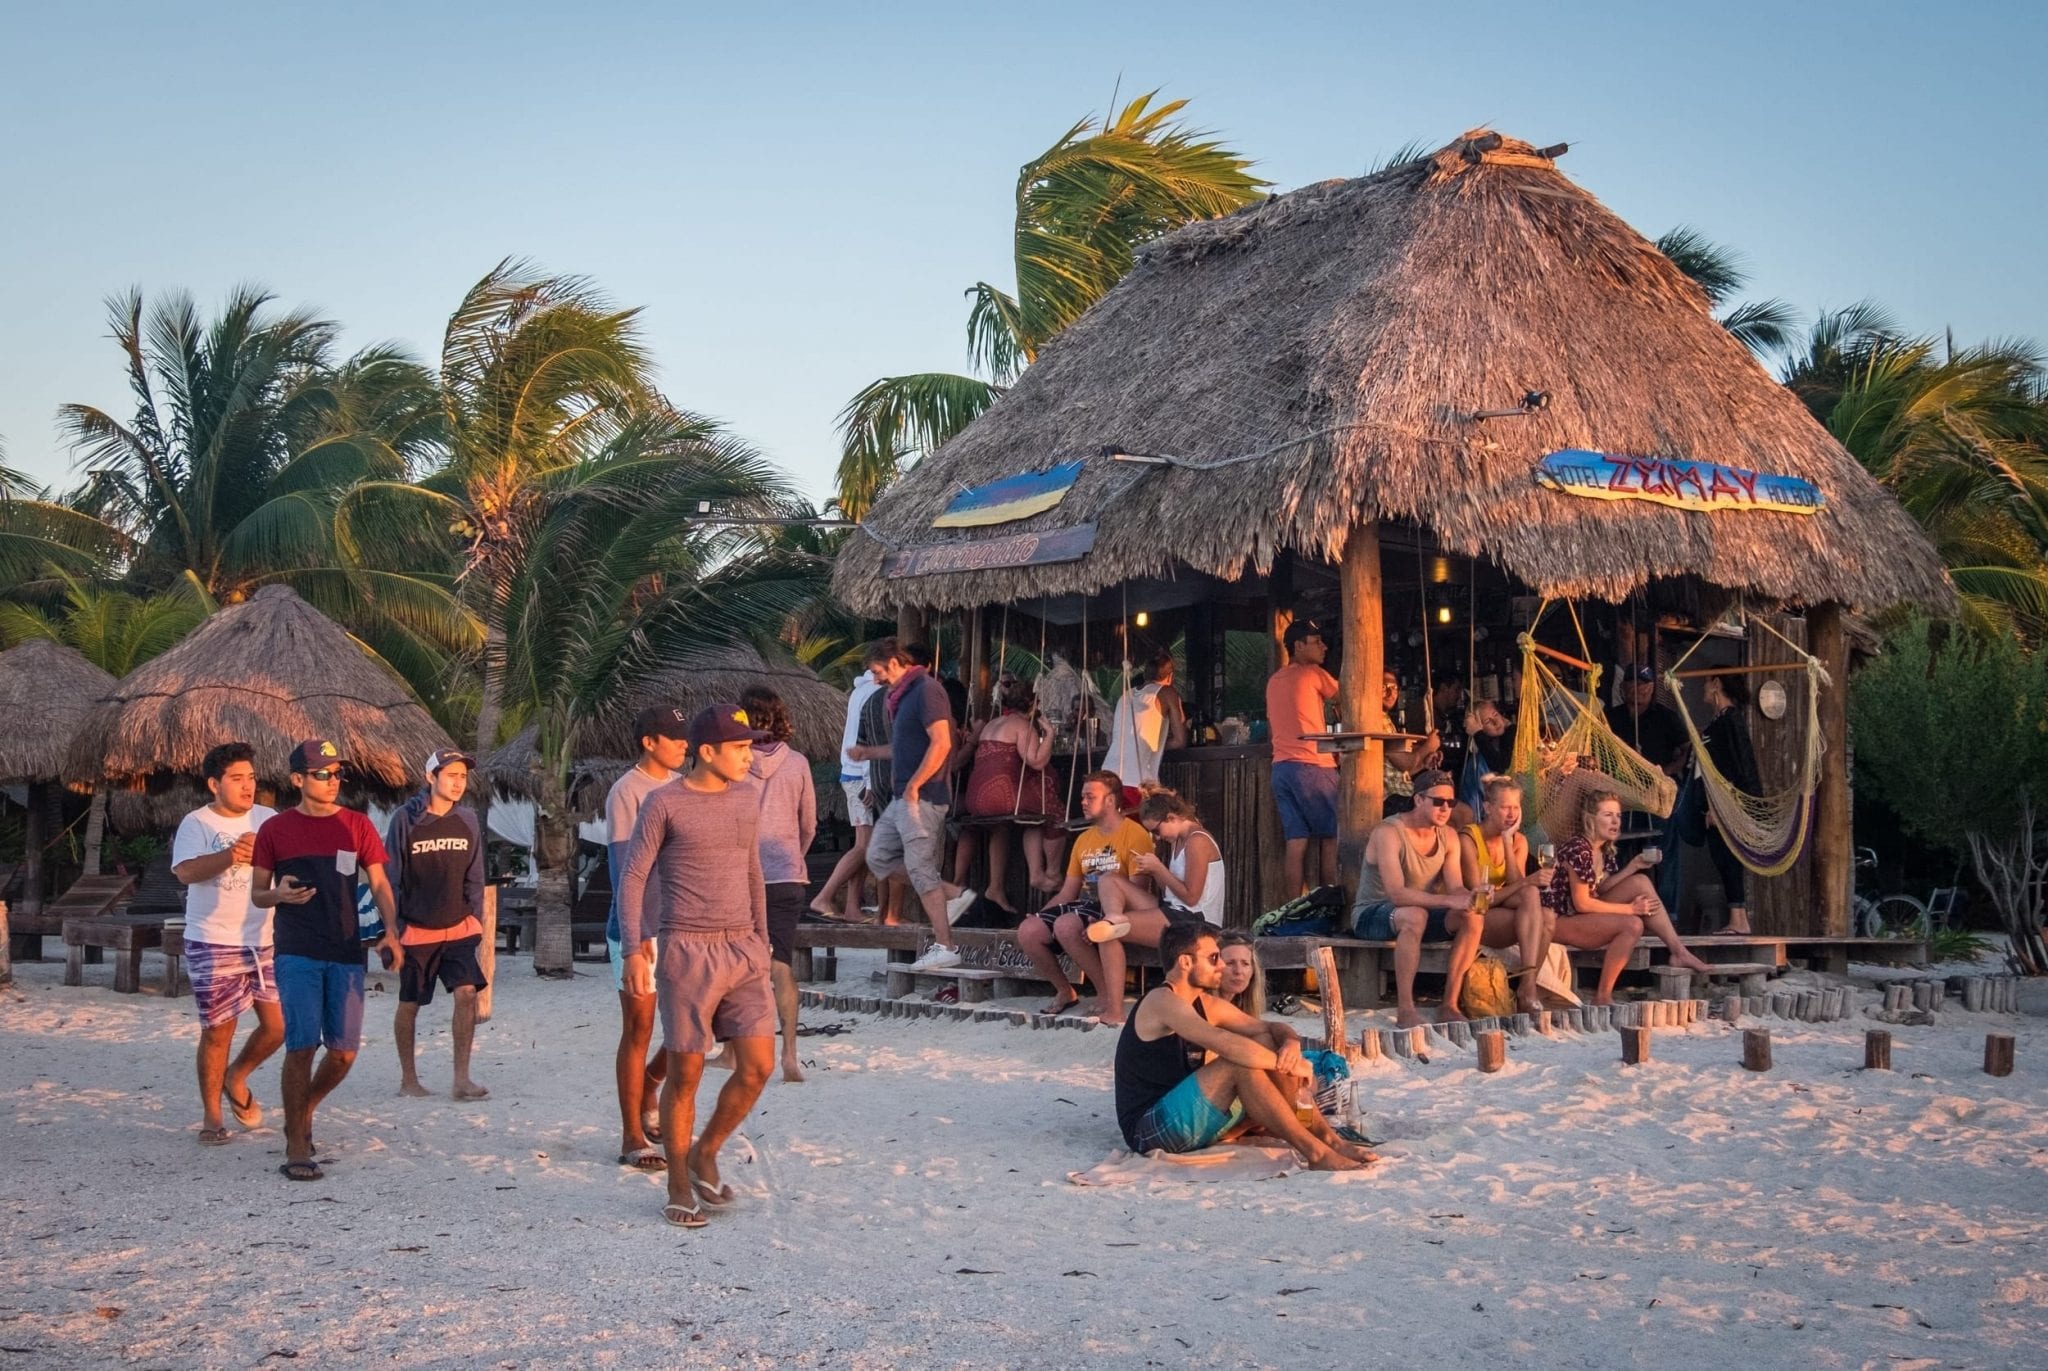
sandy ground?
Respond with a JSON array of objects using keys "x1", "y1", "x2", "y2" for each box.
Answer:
[{"x1": 3, "y1": 948, "x2": 2046, "y2": 1370}]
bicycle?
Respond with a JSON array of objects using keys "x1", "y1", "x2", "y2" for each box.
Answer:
[{"x1": 1850, "y1": 847, "x2": 1934, "y2": 938}]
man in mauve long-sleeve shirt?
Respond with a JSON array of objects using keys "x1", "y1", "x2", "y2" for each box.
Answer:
[{"x1": 616, "y1": 703, "x2": 774, "y2": 1229}]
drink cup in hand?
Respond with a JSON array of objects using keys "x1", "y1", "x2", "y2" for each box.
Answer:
[
  {"x1": 1640, "y1": 846, "x2": 1663, "y2": 866},
  {"x1": 1536, "y1": 844, "x2": 1557, "y2": 871}
]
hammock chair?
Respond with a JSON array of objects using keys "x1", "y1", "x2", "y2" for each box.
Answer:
[
  {"x1": 1509, "y1": 599, "x2": 1678, "y2": 840},
  {"x1": 1663, "y1": 611, "x2": 1829, "y2": 878}
]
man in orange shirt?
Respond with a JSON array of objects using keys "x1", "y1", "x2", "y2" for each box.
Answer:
[{"x1": 1265, "y1": 620, "x2": 1339, "y2": 893}]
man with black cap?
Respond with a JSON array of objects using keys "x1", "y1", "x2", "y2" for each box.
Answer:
[
  {"x1": 1265, "y1": 619, "x2": 1341, "y2": 894},
  {"x1": 616, "y1": 703, "x2": 777, "y2": 1228},
  {"x1": 251, "y1": 739, "x2": 400, "y2": 1182},
  {"x1": 384, "y1": 748, "x2": 488, "y2": 1101},
  {"x1": 1604, "y1": 666, "x2": 1688, "y2": 777},
  {"x1": 604, "y1": 704, "x2": 688, "y2": 1172}
]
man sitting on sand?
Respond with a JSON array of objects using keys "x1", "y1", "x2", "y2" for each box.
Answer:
[
  {"x1": 1351, "y1": 769, "x2": 1478, "y2": 1028},
  {"x1": 1115, "y1": 922, "x2": 1373, "y2": 1171}
]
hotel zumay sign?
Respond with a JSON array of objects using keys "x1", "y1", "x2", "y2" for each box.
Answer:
[
  {"x1": 1536, "y1": 449, "x2": 1825, "y2": 515},
  {"x1": 882, "y1": 524, "x2": 1097, "y2": 579}
]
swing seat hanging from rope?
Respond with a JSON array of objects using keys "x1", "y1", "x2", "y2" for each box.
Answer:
[
  {"x1": 1509, "y1": 601, "x2": 1677, "y2": 839},
  {"x1": 1665, "y1": 613, "x2": 1829, "y2": 878}
]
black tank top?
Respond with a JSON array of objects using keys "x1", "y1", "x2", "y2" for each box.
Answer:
[{"x1": 1114, "y1": 995, "x2": 1209, "y2": 1149}]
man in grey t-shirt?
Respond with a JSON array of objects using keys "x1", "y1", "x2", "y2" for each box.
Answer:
[{"x1": 604, "y1": 705, "x2": 686, "y2": 1172}]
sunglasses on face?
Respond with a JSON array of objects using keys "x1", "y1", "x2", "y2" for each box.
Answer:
[
  {"x1": 1421, "y1": 793, "x2": 1456, "y2": 808},
  {"x1": 303, "y1": 768, "x2": 345, "y2": 782}
]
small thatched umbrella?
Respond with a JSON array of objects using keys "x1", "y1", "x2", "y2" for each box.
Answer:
[
  {"x1": 65, "y1": 584, "x2": 454, "y2": 805},
  {"x1": 0, "y1": 640, "x2": 116, "y2": 916},
  {"x1": 483, "y1": 643, "x2": 849, "y2": 817}
]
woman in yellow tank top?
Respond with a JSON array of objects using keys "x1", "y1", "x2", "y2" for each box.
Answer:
[{"x1": 1446, "y1": 775, "x2": 1553, "y2": 1017}]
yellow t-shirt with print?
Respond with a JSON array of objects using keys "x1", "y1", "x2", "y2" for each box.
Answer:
[{"x1": 1067, "y1": 818, "x2": 1155, "y2": 897}]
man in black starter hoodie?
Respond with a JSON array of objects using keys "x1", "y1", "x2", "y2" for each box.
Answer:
[{"x1": 385, "y1": 749, "x2": 489, "y2": 1101}]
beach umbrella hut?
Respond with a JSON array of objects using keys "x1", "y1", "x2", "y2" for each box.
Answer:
[
  {"x1": 833, "y1": 130, "x2": 1953, "y2": 932},
  {"x1": 65, "y1": 584, "x2": 454, "y2": 808},
  {"x1": 0, "y1": 640, "x2": 116, "y2": 917}
]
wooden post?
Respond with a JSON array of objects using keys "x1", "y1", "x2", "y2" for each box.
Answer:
[
  {"x1": 1337, "y1": 523, "x2": 1386, "y2": 879},
  {"x1": 1313, "y1": 946, "x2": 1352, "y2": 1061},
  {"x1": 1984, "y1": 1032, "x2": 2015, "y2": 1077},
  {"x1": 1742, "y1": 1028, "x2": 1773, "y2": 1072},
  {"x1": 1618, "y1": 1025, "x2": 1652, "y2": 1065},
  {"x1": 0, "y1": 898, "x2": 11, "y2": 986},
  {"x1": 478, "y1": 884, "x2": 498, "y2": 1022},
  {"x1": 1475, "y1": 1028, "x2": 1505, "y2": 1072},
  {"x1": 1356, "y1": 1022, "x2": 1382, "y2": 1060},
  {"x1": 896, "y1": 604, "x2": 927, "y2": 651},
  {"x1": 1808, "y1": 603, "x2": 1852, "y2": 938},
  {"x1": 1864, "y1": 1029, "x2": 1891, "y2": 1071},
  {"x1": 21, "y1": 780, "x2": 45, "y2": 918}
]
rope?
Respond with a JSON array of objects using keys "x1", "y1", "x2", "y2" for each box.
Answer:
[{"x1": 1415, "y1": 539, "x2": 1435, "y2": 733}]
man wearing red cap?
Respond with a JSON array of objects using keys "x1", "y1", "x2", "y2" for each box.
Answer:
[
  {"x1": 616, "y1": 704, "x2": 776, "y2": 1228},
  {"x1": 251, "y1": 739, "x2": 399, "y2": 1182}
]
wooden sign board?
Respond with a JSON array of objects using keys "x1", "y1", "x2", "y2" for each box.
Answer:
[
  {"x1": 1536, "y1": 449, "x2": 1824, "y2": 515},
  {"x1": 882, "y1": 524, "x2": 1097, "y2": 579},
  {"x1": 933, "y1": 461, "x2": 1084, "y2": 528}
]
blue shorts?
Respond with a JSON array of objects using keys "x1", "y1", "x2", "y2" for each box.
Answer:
[
  {"x1": 1129, "y1": 1071, "x2": 1245, "y2": 1154},
  {"x1": 1353, "y1": 899, "x2": 1453, "y2": 943},
  {"x1": 1271, "y1": 761, "x2": 1338, "y2": 841},
  {"x1": 275, "y1": 955, "x2": 366, "y2": 1053}
]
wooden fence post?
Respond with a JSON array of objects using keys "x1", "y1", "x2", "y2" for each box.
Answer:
[
  {"x1": 1984, "y1": 1033, "x2": 2015, "y2": 1078},
  {"x1": 478, "y1": 884, "x2": 498, "y2": 1023},
  {"x1": 1619, "y1": 1025, "x2": 1652, "y2": 1065},
  {"x1": 1864, "y1": 1030, "x2": 1891, "y2": 1071},
  {"x1": 1743, "y1": 1028, "x2": 1773, "y2": 1072},
  {"x1": 1474, "y1": 1029, "x2": 1505, "y2": 1073},
  {"x1": 1314, "y1": 945, "x2": 1352, "y2": 1062}
]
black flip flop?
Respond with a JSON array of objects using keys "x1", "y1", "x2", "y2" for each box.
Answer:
[{"x1": 278, "y1": 1159, "x2": 324, "y2": 1182}]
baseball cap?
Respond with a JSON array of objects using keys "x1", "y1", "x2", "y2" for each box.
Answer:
[
  {"x1": 687, "y1": 703, "x2": 771, "y2": 751},
  {"x1": 1412, "y1": 768, "x2": 1455, "y2": 795},
  {"x1": 633, "y1": 704, "x2": 691, "y2": 744},
  {"x1": 289, "y1": 738, "x2": 347, "y2": 773},
  {"x1": 1627, "y1": 665, "x2": 1657, "y2": 683},
  {"x1": 423, "y1": 747, "x2": 475, "y2": 774},
  {"x1": 1283, "y1": 617, "x2": 1325, "y2": 648}
]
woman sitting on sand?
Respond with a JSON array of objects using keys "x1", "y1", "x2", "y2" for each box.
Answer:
[
  {"x1": 1545, "y1": 785, "x2": 1712, "y2": 1004},
  {"x1": 1216, "y1": 928, "x2": 1265, "y2": 1015},
  {"x1": 959, "y1": 675, "x2": 1065, "y2": 907}
]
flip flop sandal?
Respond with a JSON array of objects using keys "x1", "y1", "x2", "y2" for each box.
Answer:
[
  {"x1": 198, "y1": 1126, "x2": 233, "y2": 1146},
  {"x1": 795, "y1": 1021, "x2": 856, "y2": 1038},
  {"x1": 662, "y1": 1199, "x2": 707, "y2": 1229},
  {"x1": 1085, "y1": 918, "x2": 1131, "y2": 944},
  {"x1": 689, "y1": 1170, "x2": 736, "y2": 1209},
  {"x1": 278, "y1": 1160, "x2": 324, "y2": 1182},
  {"x1": 223, "y1": 1086, "x2": 263, "y2": 1129},
  {"x1": 642, "y1": 1113, "x2": 663, "y2": 1143},
  {"x1": 618, "y1": 1148, "x2": 668, "y2": 1171}
]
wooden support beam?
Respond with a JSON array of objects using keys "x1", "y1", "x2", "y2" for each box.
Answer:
[
  {"x1": 1526, "y1": 641, "x2": 1597, "y2": 673},
  {"x1": 1669, "y1": 661, "x2": 1808, "y2": 680},
  {"x1": 1337, "y1": 523, "x2": 1386, "y2": 878},
  {"x1": 1809, "y1": 603, "x2": 1852, "y2": 938}
]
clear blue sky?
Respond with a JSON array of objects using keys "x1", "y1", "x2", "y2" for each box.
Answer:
[{"x1": 3, "y1": 1, "x2": 2043, "y2": 505}]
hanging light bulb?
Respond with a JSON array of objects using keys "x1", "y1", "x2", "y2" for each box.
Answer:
[
  {"x1": 1134, "y1": 611, "x2": 1150, "y2": 628},
  {"x1": 1437, "y1": 606, "x2": 1453, "y2": 625}
]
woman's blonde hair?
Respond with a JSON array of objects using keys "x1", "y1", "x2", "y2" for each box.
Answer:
[
  {"x1": 1577, "y1": 784, "x2": 1622, "y2": 841},
  {"x1": 1216, "y1": 928, "x2": 1265, "y2": 1016}
]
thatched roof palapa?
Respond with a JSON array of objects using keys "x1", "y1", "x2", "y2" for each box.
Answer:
[
  {"x1": 835, "y1": 131, "x2": 1953, "y2": 617},
  {"x1": 483, "y1": 643, "x2": 850, "y2": 805},
  {"x1": 65, "y1": 584, "x2": 454, "y2": 802},
  {"x1": 0, "y1": 639, "x2": 117, "y2": 785}
]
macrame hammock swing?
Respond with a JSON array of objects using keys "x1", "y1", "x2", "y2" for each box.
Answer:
[{"x1": 1505, "y1": 598, "x2": 1825, "y2": 877}]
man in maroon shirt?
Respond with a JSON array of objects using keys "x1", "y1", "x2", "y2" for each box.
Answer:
[{"x1": 252, "y1": 739, "x2": 400, "y2": 1182}]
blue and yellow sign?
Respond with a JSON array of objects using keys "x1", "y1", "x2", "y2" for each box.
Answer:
[
  {"x1": 933, "y1": 461, "x2": 1085, "y2": 528},
  {"x1": 1536, "y1": 449, "x2": 1824, "y2": 515}
]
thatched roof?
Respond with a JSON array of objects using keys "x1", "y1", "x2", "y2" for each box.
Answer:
[
  {"x1": 65, "y1": 584, "x2": 454, "y2": 802},
  {"x1": 835, "y1": 131, "x2": 1953, "y2": 617},
  {"x1": 0, "y1": 640, "x2": 116, "y2": 785},
  {"x1": 483, "y1": 643, "x2": 849, "y2": 801}
]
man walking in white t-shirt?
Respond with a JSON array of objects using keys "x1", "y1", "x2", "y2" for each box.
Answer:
[
  {"x1": 808, "y1": 665, "x2": 881, "y2": 921},
  {"x1": 171, "y1": 742, "x2": 280, "y2": 1144}
]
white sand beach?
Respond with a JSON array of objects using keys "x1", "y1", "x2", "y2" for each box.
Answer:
[{"x1": 3, "y1": 950, "x2": 2045, "y2": 1369}]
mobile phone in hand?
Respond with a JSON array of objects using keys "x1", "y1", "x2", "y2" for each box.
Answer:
[{"x1": 377, "y1": 943, "x2": 396, "y2": 971}]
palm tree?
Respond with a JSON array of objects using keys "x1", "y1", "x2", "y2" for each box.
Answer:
[
  {"x1": 335, "y1": 260, "x2": 659, "y2": 795},
  {"x1": 1784, "y1": 306, "x2": 2048, "y2": 639},
  {"x1": 1655, "y1": 227, "x2": 1801, "y2": 357},
  {"x1": 0, "y1": 440, "x2": 126, "y2": 595},
  {"x1": 494, "y1": 410, "x2": 822, "y2": 973},
  {"x1": 835, "y1": 93, "x2": 1265, "y2": 518},
  {"x1": 55, "y1": 289, "x2": 476, "y2": 694},
  {"x1": 0, "y1": 573, "x2": 211, "y2": 871}
]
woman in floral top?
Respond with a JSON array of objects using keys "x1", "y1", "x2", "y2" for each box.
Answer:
[{"x1": 1547, "y1": 787, "x2": 1713, "y2": 1004}]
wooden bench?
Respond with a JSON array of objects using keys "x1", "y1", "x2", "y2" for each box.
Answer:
[
  {"x1": 791, "y1": 921, "x2": 1162, "y2": 1001},
  {"x1": 1685, "y1": 934, "x2": 1929, "y2": 976},
  {"x1": 63, "y1": 912, "x2": 170, "y2": 994},
  {"x1": 19, "y1": 874, "x2": 137, "y2": 961},
  {"x1": 1258, "y1": 935, "x2": 1653, "y2": 1010}
]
